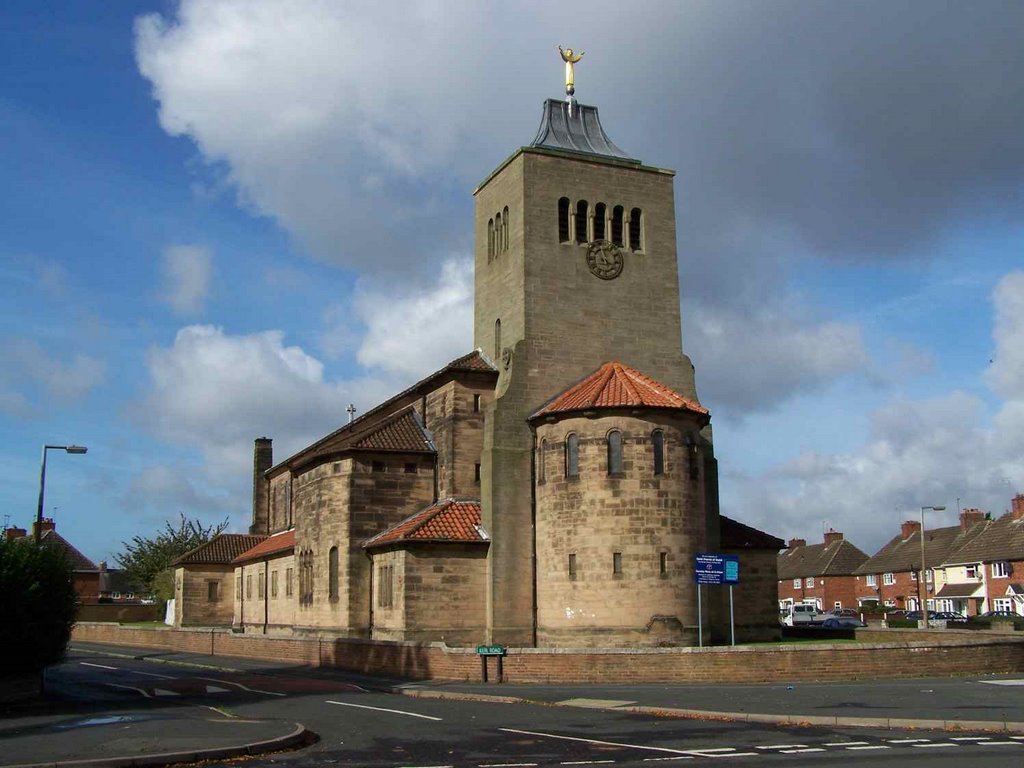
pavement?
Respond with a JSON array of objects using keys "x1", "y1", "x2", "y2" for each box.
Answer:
[{"x1": 3, "y1": 640, "x2": 1023, "y2": 768}]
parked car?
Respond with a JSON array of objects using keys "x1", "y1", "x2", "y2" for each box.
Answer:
[
  {"x1": 904, "y1": 610, "x2": 940, "y2": 621},
  {"x1": 936, "y1": 611, "x2": 966, "y2": 621},
  {"x1": 977, "y1": 610, "x2": 1021, "y2": 619},
  {"x1": 825, "y1": 608, "x2": 860, "y2": 619},
  {"x1": 821, "y1": 616, "x2": 866, "y2": 629},
  {"x1": 783, "y1": 604, "x2": 823, "y2": 626}
]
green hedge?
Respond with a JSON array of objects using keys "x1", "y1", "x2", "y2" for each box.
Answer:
[{"x1": 0, "y1": 537, "x2": 77, "y2": 677}]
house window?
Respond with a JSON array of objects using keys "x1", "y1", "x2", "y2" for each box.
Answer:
[
  {"x1": 834, "y1": 602, "x2": 842, "y2": 610},
  {"x1": 613, "y1": 552, "x2": 623, "y2": 575},
  {"x1": 257, "y1": 572, "x2": 265, "y2": 599},
  {"x1": 611, "y1": 205, "x2": 624, "y2": 246},
  {"x1": 557, "y1": 197, "x2": 570, "y2": 242},
  {"x1": 607, "y1": 430, "x2": 623, "y2": 475},
  {"x1": 628, "y1": 207, "x2": 643, "y2": 251},
  {"x1": 286, "y1": 567, "x2": 294, "y2": 597},
  {"x1": 328, "y1": 546, "x2": 339, "y2": 600},
  {"x1": 882, "y1": 572, "x2": 895, "y2": 585},
  {"x1": 246, "y1": 574, "x2": 252, "y2": 599},
  {"x1": 236, "y1": 577, "x2": 242, "y2": 600},
  {"x1": 207, "y1": 580, "x2": 219, "y2": 603},
  {"x1": 966, "y1": 564, "x2": 980, "y2": 579},
  {"x1": 372, "y1": 461, "x2": 385, "y2": 473},
  {"x1": 806, "y1": 576, "x2": 815, "y2": 588},
  {"x1": 993, "y1": 597, "x2": 1014, "y2": 612},
  {"x1": 575, "y1": 200, "x2": 588, "y2": 244},
  {"x1": 565, "y1": 433, "x2": 579, "y2": 479},
  {"x1": 594, "y1": 202, "x2": 606, "y2": 241},
  {"x1": 866, "y1": 574, "x2": 877, "y2": 587},
  {"x1": 652, "y1": 430, "x2": 664, "y2": 476},
  {"x1": 568, "y1": 553, "x2": 577, "y2": 579},
  {"x1": 925, "y1": 569, "x2": 932, "y2": 583},
  {"x1": 404, "y1": 462, "x2": 417, "y2": 474},
  {"x1": 992, "y1": 562, "x2": 1010, "y2": 578},
  {"x1": 271, "y1": 570, "x2": 278, "y2": 598},
  {"x1": 793, "y1": 578, "x2": 802, "y2": 589},
  {"x1": 660, "y1": 552, "x2": 668, "y2": 575},
  {"x1": 911, "y1": 570, "x2": 917, "y2": 581},
  {"x1": 378, "y1": 563, "x2": 394, "y2": 608},
  {"x1": 473, "y1": 394, "x2": 481, "y2": 412},
  {"x1": 475, "y1": 463, "x2": 481, "y2": 482}
]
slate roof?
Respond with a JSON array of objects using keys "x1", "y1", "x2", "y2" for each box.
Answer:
[
  {"x1": 233, "y1": 529, "x2": 296, "y2": 564},
  {"x1": 943, "y1": 511, "x2": 1024, "y2": 564},
  {"x1": 171, "y1": 533, "x2": 267, "y2": 567},
  {"x1": 40, "y1": 529, "x2": 97, "y2": 572},
  {"x1": 530, "y1": 99, "x2": 638, "y2": 163},
  {"x1": 271, "y1": 350, "x2": 495, "y2": 474},
  {"x1": 531, "y1": 361, "x2": 709, "y2": 421},
  {"x1": 364, "y1": 499, "x2": 489, "y2": 549},
  {"x1": 777, "y1": 538, "x2": 870, "y2": 580},
  {"x1": 720, "y1": 516, "x2": 785, "y2": 551},
  {"x1": 855, "y1": 521, "x2": 989, "y2": 575},
  {"x1": 935, "y1": 582, "x2": 982, "y2": 598}
]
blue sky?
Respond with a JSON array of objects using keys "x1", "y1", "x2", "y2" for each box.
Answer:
[{"x1": 3, "y1": 1, "x2": 1023, "y2": 564}]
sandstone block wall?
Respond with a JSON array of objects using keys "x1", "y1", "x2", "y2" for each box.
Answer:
[{"x1": 174, "y1": 565, "x2": 234, "y2": 626}]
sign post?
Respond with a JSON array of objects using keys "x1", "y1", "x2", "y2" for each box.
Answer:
[
  {"x1": 693, "y1": 554, "x2": 740, "y2": 647},
  {"x1": 476, "y1": 644, "x2": 506, "y2": 683}
]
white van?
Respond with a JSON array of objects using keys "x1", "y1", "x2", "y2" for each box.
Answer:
[{"x1": 784, "y1": 604, "x2": 822, "y2": 626}]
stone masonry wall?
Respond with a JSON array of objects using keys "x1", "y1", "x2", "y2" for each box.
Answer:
[
  {"x1": 234, "y1": 552, "x2": 296, "y2": 632},
  {"x1": 403, "y1": 545, "x2": 488, "y2": 645},
  {"x1": 174, "y1": 565, "x2": 233, "y2": 627}
]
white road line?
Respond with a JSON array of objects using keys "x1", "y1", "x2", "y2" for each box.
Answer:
[
  {"x1": 560, "y1": 762, "x2": 616, "y2": 765},
  {"x1": 130, "y1": 670, "x2": 175, "y2": 680},
  {"x1": 755, "y1": 744, "x2": 806, "y2": 749},
  {"x1": 781, "y1": 748, "x2": 825, "y2": 754},
  {"x1": 104, "y1": 683, "x2": 151, "y2": 698},
  {"x1": 987, "y1": 741, "x2": 1024, "y2": 746},
  {"x1": 478, "y1": 764, "x2": 538, "y2": 767},
  {"x1": 888, "y1": 738, "x2": 930, "y2": 744},
  {"x1": 80, "y1": 662, "x2": 118, "y2": 670},
  {"x1": 500, "y1": 728, "x2": 696, "y2": 757},
  {"x1": 688, "y1": 748, "x2": 737, "y2": 754},
  {"x1": 825, "y1": 742, "x2": 868, "y2": 746},
  {"x1": 846, "y1": 745, "x2": 890, "y2": 751},
  {"x1": 912, "y1": 743, "x2": 957, "y2": 749},
  {"x1": 326, "y1": 700, "x2": 442, "y2": 721},
  {"x1": 197, "y1": 677, "x2": 286, "y2": 697},
  {"x1": 950, "y1": 737, "x2": 991, "y2": 741}
]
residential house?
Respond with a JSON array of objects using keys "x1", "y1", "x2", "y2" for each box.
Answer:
[
  {"x1": 5, "y1": 519, "x2": 102, "y2": 604},
  {"x1": 777, "y1": 530, "x2": 869, "y2": 613}
]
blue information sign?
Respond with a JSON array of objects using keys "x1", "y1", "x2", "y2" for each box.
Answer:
[{"x1": 694, "y1": 553, "x2": 740, "y2": 585}]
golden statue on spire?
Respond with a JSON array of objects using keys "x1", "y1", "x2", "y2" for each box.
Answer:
[{"x1": 558, "y1": 46, "x2": 584, "y2": 97}]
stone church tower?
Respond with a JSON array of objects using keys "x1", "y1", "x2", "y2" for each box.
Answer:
[{"x1": 475, "y1": 98, "x2": 721, "y2": 645}]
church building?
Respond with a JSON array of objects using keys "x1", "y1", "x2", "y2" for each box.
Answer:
[{"x1": 175, "y1": 77, "x2": 783, "y2": 647}]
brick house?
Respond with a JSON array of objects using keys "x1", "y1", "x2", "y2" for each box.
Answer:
[
  {"x1": 937, "y1": 495, "x2": 1024, "y2": 615},
  {"x1": 171, "y1": 533, "x2": 266, "y2": 626},
  {"x1": 777, "y1": 530, "x2": 869, "y2": 613},
  {"x1": 6, "y1": 520, "x2": 102, "y2": 604},
  {"x1": 854, "y1": 511, "x2": 989, "y2": 612}
]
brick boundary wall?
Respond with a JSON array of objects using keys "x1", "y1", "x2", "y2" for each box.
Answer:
[{"x1": 71, "y1": 623, "x2": 1024, "y2": 684}]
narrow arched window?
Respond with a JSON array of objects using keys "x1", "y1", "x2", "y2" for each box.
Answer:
[
  {"x1": 594, "y1": 203, "x2": 607, "y2": 241},
  {"x1": 565, "y1": 433, "x2": 579, "y2": 479},
  {"x1": 607, "y1": 430, "x2": 623, "y2": 475},
  {"x1": 328, "y1": 546, "x2": 338, "y2": 599},
  {"x1": 487, "y1": 219, "x2": 494, "y2": 260},
  {"x1": 502, "y1": 206, "x2": 509, "y2": 252},
  {"x1": 629, "y1": 207, "x2": 643, "y2": 251},
  {"x1": 575, "y1": 201, "x2": 588, "y2": 244},
  {"x1": 494, "y1": 212, "x2": 502, "y2": 258},
  {"x1": 538, "y1": 439, "x2": 547, "y2": 483},
  {"x1": 611, "y1": 205, "x2": 624, "y2": 246},
  {"x1": 494, "y1": 318, "x2": 501, "y2": 361},
  {"x1": 558, "y1": 197, "x2": 570, "y2": 242},
  {"x1": 652, "y1": 430, "x2": 665, "y2": 476}
]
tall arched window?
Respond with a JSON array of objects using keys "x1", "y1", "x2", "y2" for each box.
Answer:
[
  {"x1": 607, "y1": 430, "x2": 623, "y2": 475},
  {"x1": 328, "y1": 546, "x2": 339, "y2": 599},
  {"x1": 575, "y1": 201, "x2": 589, "y2": 244},
  {"x1": 652, "y1": 430, "x2": 665, "y2": 476},
  {"x1": 557, "y1": 197, "x2": 570, "y2": 242},
  {"x1": 629, "y1": 207, "x2": 643, "y2": 251},
  {"x1": 494, "y1": 318, "x2": 501, "y2": 361},
  {"x1": 494, "y1": 212, "x2": 502, "y2": 257},
  {"x1": 565, "y1": 433, "x2": 579, "y2": 479},
  {"x1": 502, "y1": 206, "x2": 509, "y2": 252},
  {"x1": 487, "y1": 219, "x2": 494, "y2": 260},
  {"x1": 538, "y1": 439, "x2": 547, "y2": 483},
  {"x1": 611, "y1": 205, "x2": 624, "y2": 246},
  {"x1": 594, "y1": 203, "x2": 607, "y2": 241}
]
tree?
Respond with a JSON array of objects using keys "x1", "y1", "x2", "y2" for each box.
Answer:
[
  {"x1": 116, "y1": 513, "x2": 228, "y2": 596},
  {"x1": 0, "y1": 536, "x2": 77, "y2": 677}
]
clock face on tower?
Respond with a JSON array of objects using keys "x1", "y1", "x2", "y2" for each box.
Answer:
[{"x1": 586, "y1": 240, "x2": 624, "y2": 280}]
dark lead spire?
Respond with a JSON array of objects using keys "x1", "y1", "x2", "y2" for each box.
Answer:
[{"x1": 529, "y1": 99, "x2": 639, "y2": 163}]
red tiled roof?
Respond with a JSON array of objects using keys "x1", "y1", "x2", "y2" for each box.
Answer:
[
  {"x1": 233, "y1": 529, "x2": 296, "y2": 564},
  {"x1": 40, "y1": 529, "x2": 98, "y2": 572},
  {"x1": 354, "y1": 407, "x2": 435, "y2": 452},
  {"x1": 447, "y1": 350, "x2": 498, "y2": 372},
  {"x1": 171, "y1": 533, "x2": 267, "y2": 566},
  {"x1": 364, "y1": 499, "x2": 488, "y2": 549},
  {"x1": 530, "y1": 361, "x2": 709, "y2": 421}
]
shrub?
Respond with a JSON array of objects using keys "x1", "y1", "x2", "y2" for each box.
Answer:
[{"x1": 0, "y1": 537, "x2": 77, "y2": 677}]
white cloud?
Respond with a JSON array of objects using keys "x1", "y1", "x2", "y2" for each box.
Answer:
[
  {"x1": 984, "y1": 271, "x2": 1024, "y2": 399},
  {"x1": 0, "y1": 341, "x2": 105, "y2": 418},
  {"x1": 161, "y1": 244, "x2": 212, "y2": 315}
]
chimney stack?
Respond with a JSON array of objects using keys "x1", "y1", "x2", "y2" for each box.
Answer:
[
  {"x1": 901, "y1": 520, "x2": 921, "y2": 540},
  {"x1": 4, "y1": 527, "x2": 27, "y2": 542},
  {"x1": 787, "y1": 538, "x2": 806, "y2": 549},
  {"x1": 960, "y1": 507, "x2": 986, "y2": 531},
  {"x1": 823, "y1": 529, "x2": 844, "y2": 546},
  {"x1": 32, "y1": 518, "x2": 56, "y2": 540},
  {"x1": 1012, "y1": 493, "x2": 1024, "y2": 521},
  {"x1": 251, "y1": 437, "x2": 273, "y2": 535}
]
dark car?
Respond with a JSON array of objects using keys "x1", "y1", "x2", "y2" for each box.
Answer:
[
  {"x1": 904, "y1": 610, "x2": 939, "y2": 621},
  {"x1": 936, "y1": 611, "x2": 966, "y2": 621},
  {"x1": 821, "y1": 616, "x2": 866, "y2": 629},
  {"x1": 978, "y1": 609, "x2": 1021, "y2": 619},
  {"x1": 826, "y1": 608, "x2": 860, "y2": 619}
]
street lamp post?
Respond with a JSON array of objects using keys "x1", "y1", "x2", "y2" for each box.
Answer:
[
  {"x1": 35, "y1": 444, "x2": 88, "y2": 543},
  {"x1": 918, "y1": 504, "x2": 946, "y2": 627}
]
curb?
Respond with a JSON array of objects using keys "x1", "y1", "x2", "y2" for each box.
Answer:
[
  {"x1": 2, "y1": 722, "x2": 311, "y2": 768},
  {"x1": 71, "y1": 646, "x2": 246, "y2": 674},
  {"x1": 396, "y1": 688, "x2": 1024, "y2": 734}
]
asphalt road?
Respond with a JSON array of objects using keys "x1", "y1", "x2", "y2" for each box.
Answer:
[{"x1": 12, "y1": 646, "x2": 1024, "y2": 768}]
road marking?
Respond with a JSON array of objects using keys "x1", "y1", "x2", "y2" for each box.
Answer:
[
  {"x1": 153, "y1": 688, "x2": 181, "y2": 697},
  {"x1": 781, "y1": 748, "x2": 825, "y2": 754},
  {"x1": 560, "y1": 761, "x2": 617, "y2": 765},
  {"x1": 756, "y1": 744, "x2": 806, "y2": 749},
  {"x1": 131, "y1": 670, "x2": 175, "y2": 680},
  {"x1": 80, "y1": 662, "x2": 118, "y2": 670},
  {"x1": 987, "y1": 741, "x2": 1024, "y2": 746},
  {"x1": 205, "y1": 685, "x2": 231, "y2": 694},
  {"x1": 499, "y1": 728, "x2": 695, "y2": 756},
  {"x1": 979, "y1": 679, "x2": 1024, "y2": 686},
  {"x1": 846, "y1": 745, "x2": 890, "y2": 751},
  {"x1": 950, "y1": 737, "x2": 991, "y2": 741},
  {"x1": 204, "y1": 705, "x2": 236, "y2": 719},
  {"x1": 824, "y1": 741, "x2": 868, "y2": 746},
  {"x1": 912, "y1": 743, "x2": 957, "y2": 748},
  {"x1": 104, "y1": 683, "x2": 151, "y2": 698},
  {"x1": 887, "y1": 738, "x2": 930, "y2": 744},
  {"x1": 640, "y1": 759, "x2": 693, "y2": 763},
  {"x1": 688, "y1": 748, "x2": 738, "y2": 754},
  {"x1": 198, "y1": 676, "x2": 286, "y2": 697},
  {"x1": 326, "y1": 700, "x2": 442, "y2": 721}
]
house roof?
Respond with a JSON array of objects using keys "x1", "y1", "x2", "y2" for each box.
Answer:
[
  {"x1": 271, "y1": 350, "x2": 495, "y2": 474},
  {"x1": 40, "y1": 529, "x2": 97, "y2": 572},
  {"x1": 233, "y1": 529, "x2": 296, "y2": 564},
  {"x1": 855, "y1": 521, "x2": 989, "y2": 575},
  {"x1": 935, "y1": 582, "x2": 983, "y2": 598},
  {"x1": 777, "y1": 539, "x2": 870, "y2": 580},
  {"x1": 944, "y1": 511, "x2": 1024, "y2": 564},
  {"x1": 364, "y1": 498, "x2": 489, "y2": 549},
  {"x1": 353, "y1": 408, "x2": 435, "y2": 452},
  {"x1": 720, "y1": 516, "x2": 785, "y2": 551},
  {"x1": 530, "y1": 361, "x2": 709, "y2": 421},
  {"x1": 171, "y1": 533, "x2": 268, "y2": 567}
]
